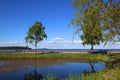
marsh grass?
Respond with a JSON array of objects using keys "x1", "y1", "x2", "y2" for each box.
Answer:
[
  {"x1": 103, "y1": 68, "x2": 120, "y2": 80},
  {"x1": 0, "y1": 53, "x2": 108, "y2": 61},
  {"x1": 24, "y1": 71, "x2": 104, "y2": 80},
  {"x1": 24, "y1": 69, "x2": 120, "y2": 80},
  {"x1": 44, "y1": 74, "x2": 55, "y2": 80},
  {"x1": 67, "y1": 71, "x2": 104, "y2": 80}
]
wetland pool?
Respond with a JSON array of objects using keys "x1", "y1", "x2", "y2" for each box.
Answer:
[{"x1": 0, "y1": 59, "x2": 106, "y2": 80}]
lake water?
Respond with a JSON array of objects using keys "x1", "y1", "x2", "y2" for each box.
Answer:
[{"x1": 0, "y1": 59, "x2": 105, "y2": 80}]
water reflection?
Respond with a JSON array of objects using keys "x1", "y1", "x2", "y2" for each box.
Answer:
[
  {"x1": 89, "y1": 62, "x2": 95, "y2": 73},
  {"x1": 0, "y1": 60, "x2": 105, "y2": 80},
  {"x1": 24, "y1": 67, "x2": 43, "y2": 80}
]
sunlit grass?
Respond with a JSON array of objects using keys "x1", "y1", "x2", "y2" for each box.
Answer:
[
  {"x1": 43, "y1": 68, "x2": 120, "y2": 80},
  {"x1": 67, "y1": 71, "x2": 104, "y2": 80},
  {"x1": 0, "y1": 53, "x2": 109, "y2": 61},
  {"x1": 103, "y1": 68, "x2": 120, "y2": 80},
  {"x1": 67, "y1": 68, "x2": 120, "y2": 80}
]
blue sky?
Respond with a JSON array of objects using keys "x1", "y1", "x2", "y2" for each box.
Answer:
[{"x1": 0, "y1": 0, "x2": 120, "y2": 49}]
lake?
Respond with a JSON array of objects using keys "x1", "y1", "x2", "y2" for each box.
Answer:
[{"x1": 0, "y1": 59, "x2": 106, "y2": 80}]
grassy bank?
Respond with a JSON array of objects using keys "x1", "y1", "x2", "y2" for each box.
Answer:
[
  {"x1": 0, "y1": 53, "x2": 109, "y2": 61},
  {"x1": 66, "y1": 68, "x2": 120, "y2": 80},
  {"x1": 67, "y1": 54, "x2": 120, "y2": 80}
]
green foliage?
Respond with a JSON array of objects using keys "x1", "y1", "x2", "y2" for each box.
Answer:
[
  {"x1": 70, "y1": 0, "x2": 120, "y2": 51},
  {"x1": 25, "y1": 22, "x2": 47, "y2": 53},
  {"x1": 102, "y1": 0, "x2": 120, "y2": 43},
  {"x1": 70, "y1": 0, "x2": 104, "y2": 52},
  {"x1": 81, "y1": 6, "x2": 103, "y2": 46}
]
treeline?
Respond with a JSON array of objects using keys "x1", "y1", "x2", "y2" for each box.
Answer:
[{"x1": 0, "y1": 46, "x2": 32, "y2": 50}]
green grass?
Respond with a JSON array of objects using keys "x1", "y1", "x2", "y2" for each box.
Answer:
[
  {"x1": 24, "y1": 69, "x2": 120, "y2": 80},
  {"x1": 67, "y1": 71, "x2": 104, "y2": 80},
  {"x1": 103, "y1": 68, "x2": 120, "y2": 80},
  {"x1": 109, "y1": 54, "x2": 120, "y2": 60},
  {"x1": 0, "y1": 53, "x2": 109, "y2": 61}
]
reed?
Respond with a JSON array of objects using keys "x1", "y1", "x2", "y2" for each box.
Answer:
[
  {"x1": 24, "y1": 69, "x2": 120, "y2": 80},
  {"x1": 67, "y1": 71, "x2": 104, "y2": 80},
  {"x1": 0, "y1": 53, "x2": 108, "y2": 61}
]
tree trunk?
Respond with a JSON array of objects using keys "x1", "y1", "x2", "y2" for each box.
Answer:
[
  {"x1": 35, "y1": 44, "x2": 37, "y2": 55},
  {"x1": 26, "y1": 45, "x2": 28, "y2": 54},
  {"x1": 90, "y1": 45, "x2": 94, "y2": 54}
]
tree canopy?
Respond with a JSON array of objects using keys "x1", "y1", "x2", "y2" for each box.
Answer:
[
  {"x1": 25, "y1": 22, "x2": 47, "y2": 53},
  {"x1": 71, "y1": 0, "x2": 104, "y2": 53},
  {"x1": 70, "y1": 0, "x2": 120, "y2": 52}
]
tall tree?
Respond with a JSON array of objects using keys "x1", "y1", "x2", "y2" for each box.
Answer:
[
  {"x1": 25, "y1": 22, "x2": 47, "y2": 54},
  {"x1": 70, "y1": 0, "x2": 104, "y2": 53},
  {"x1": 70, "y1": 0, "x2": 120, "y2": 52}
]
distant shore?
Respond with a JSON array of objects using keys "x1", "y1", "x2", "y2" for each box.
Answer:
[{"x1": 0, "y1": 49, "x2": 120, "y2": 54}]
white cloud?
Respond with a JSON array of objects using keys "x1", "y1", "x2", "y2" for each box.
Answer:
[
  {"x1": 51, "y1": 37, "x2": 64, "y2": 41},
  {"x1": 1, "y1": 38, "x2": 120, "y2": 49},
  {"x1": 115, "y1": 42, "x2": 120, "y2": 44},
  {"x1": 73, "y1": 40, "x2": 83, "y2": 43},
  {"x1": 9, "y1": 41, "x2": 24, "y2": 45},
  {"x1": 40, "y1": 37, "x2": 65, "y2": 44},
  {"x1": 37, "y1": 37, "x2": 120, "y2": 49},
  {"x1": 40, "y1": 37, "x2": 82, "y2": 45},
  {"x1": 0, "y1": 41, "x2": 26, "y2": 46},
  {"x1": 37, "y1": 37, "x2": 83, "y2": 49}
]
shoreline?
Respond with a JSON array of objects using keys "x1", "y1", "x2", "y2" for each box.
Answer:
[{"x1": 0, "y1": 49, "x2": 120, "y2": 54}]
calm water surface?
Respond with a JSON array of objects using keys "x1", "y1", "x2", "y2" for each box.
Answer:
[{"x1": 0, "y1": 59, "x2": 106, "y2": 80}]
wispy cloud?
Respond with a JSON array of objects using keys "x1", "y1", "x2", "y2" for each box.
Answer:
[
  {"x1": 37, "y1": 37, "x2": 84, "y2": 49},
  {"x1": 37, "y1": 37, "x2": 120, "y2": 49},
  {"x1": 115, "y1": 42, "x2": 120, "y2": 44},
  {"x1": 40, "y1": 37, "x2": 83, "y2": 44},
  {"x1": 9, "y1": 41, "x2": 25, "y2": 45},
  {"x1": 43, "y1": 37, "x2": 65, "y2": 44},
  {"x1": 73, "y1": 40, "x2": 83, "y2": 43},
  {"x1": 51, "y1": 37, "x2": 64, "y2": 41},
  {"x1": 0, "y1": 41, "x2": 26, "y2": 46},
  {"x1": 0, "y1": 38, "x2": 120, "y2": 49}
]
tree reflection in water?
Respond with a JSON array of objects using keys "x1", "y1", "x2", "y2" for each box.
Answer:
[
  {"x1": 24, "y1": 67, "x2": 43, "y2": 80},
  {"x1": 83, "y1": 62, "x2": 96, "y2": 76},
  {"x1": 23, "y1": 62, "x2": 104, "y2": 80}
]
